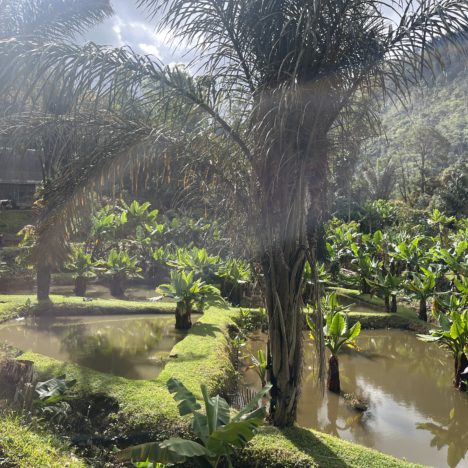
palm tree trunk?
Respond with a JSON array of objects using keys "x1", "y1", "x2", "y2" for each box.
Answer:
[
  {"x1": 37, "y1": 263, "x2": 51, "y2": 301},
  {"x1": 390, "y1": 294, "x2": 397, "y2": 313},
  {"x1": 263, "y1": 247, "x2": 305, "y2": 427},
  {"x1": 328, "y1": 355, "x2": 340, "y2": 394},
  {"x1": 418, "y1": 297, "x2": 427, "y2": 321},
  {"x1": 175, "y1": 301, "x2": 192, "y2": 330}
]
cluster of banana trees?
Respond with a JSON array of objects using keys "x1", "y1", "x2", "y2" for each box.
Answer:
[
  {"x1": 323, "y1": 209, "x2": 467, "y2": 321},
  {"x1": 63, "y1": 201, "x2": 252, "y2": 326},
  {"x1": 321, "y1": 209, "x2": 468, "y2": 392}
]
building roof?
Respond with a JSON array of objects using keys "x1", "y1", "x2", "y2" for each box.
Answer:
[{"x1": 0, "y1": 149, "x2": 43, "y2": 185}]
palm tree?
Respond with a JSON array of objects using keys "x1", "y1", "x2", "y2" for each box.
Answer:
[
  {"x1": 1, "y1": 0, "x2": 467, "y2": 427},
  {"x1": 0, "y1": 0, "x2": 113, "y2": 300}
]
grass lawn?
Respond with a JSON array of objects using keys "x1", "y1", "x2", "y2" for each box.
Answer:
[
  {"x1": 0, "y1": 414, "x2": 85, "y2": 468},
  {"x1": 0, "y1": 294, "x2": 176, "y2": 323},
  {"x1": 0, "y1": 296, "x2": 421, "y2": 467}
]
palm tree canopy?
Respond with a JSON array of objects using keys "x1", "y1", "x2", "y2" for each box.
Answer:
[{"x1": 0, "y1": 0, "x2": 113, "y2": 40}]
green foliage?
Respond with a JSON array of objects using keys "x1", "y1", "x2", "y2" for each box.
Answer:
[
  {"x1": 65, "y1": 245, "x2": 99, "y2": 278},
  {"x1": 405, "y1": 268, "x2": 437, "y2": 300},
  {"x1": 233, "y1": 308, "x2": 268, "y2": 333},
  {"x1": 35, "y1": 375, "x2": 77, "y2": 422},
  {"x1": 249, "y1": 349, "x2": 268, "y2": 387},
  {"x1": 119, "y1": 378, "x2": 271, "y2": 467},
  {"x1": 307, "y1": 294, "x2": 361, "y2": 357},
  {"x1": 168, "y1": 247, "x2": 221, "y2": 283},
  {"x1": 157, "y1": 270, "x2": 223, "y2": 312},
  {"x1": 217, "y1": 258, "x2": 251, "y2": 285},
  {"x1": 100, "y1": 249, "x2": 142, "y2": 278}
]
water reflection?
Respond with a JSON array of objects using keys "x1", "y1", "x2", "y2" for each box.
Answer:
[
  {"x1": 0, "y1": 315, "x2": 186, "y2": 380},
  {"x1": 244, "y1": 330, "x2": 468, "y2": 467}
]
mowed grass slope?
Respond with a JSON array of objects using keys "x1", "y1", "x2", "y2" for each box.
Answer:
[{"x1": 1, "y1": 298, "x2": 421, "y2": 467}]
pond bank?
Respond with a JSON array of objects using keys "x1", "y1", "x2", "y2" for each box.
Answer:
[
  {"x1": 0, "y1": 294, "x2": 176, "y2": 324},
  {"x1": 0, "y1": 298, "x2": 420, "y2": 467}
]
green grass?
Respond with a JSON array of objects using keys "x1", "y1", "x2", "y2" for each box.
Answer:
[
  {"x1": 0, "y1": 210, "x2": 35, "y2": 243},
  {"x1": 0, "y1": 294, "x2": 176, "y2": 323},
  {"x1": 9, "y1": 301, "x2": 419, "y2": 467},
  {"x1": 0, "y1": 414, "x2": 86, "y2": 468},
  {"x1": 17, "y1": 305, "x2": 236, "y2": 433},
  {"x1": 238, "y1": 427, "x2": 423, "y2": 467},
  {"x1": 329, "y1": 287, "x2": 431, "y2": 332}
]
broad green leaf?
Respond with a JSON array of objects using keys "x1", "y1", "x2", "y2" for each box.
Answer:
[
  {"x1": 348, "y1": 321, "x2": 361, "y2": 341},
  {"x1": 207, "y1": 419, "x2": 263, "y2": 451},
  {"x1": 201, "y1": 384, "x2": 230, "y2": 433},
  {"x1": 329, "y1": 313, "x2": 346, "y2": 337},
  {"x1": 166, "y1": 378, "x2": 201, "y2": 416},
  {"x1": 119, "y1": 438, "x2": 211, "y2": 465},
  {"x1": 233, "y1": 383, "x2": 271, "y2": 422}
]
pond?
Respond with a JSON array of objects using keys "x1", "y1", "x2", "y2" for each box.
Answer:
[
  {"x1": 244, "y1": 330, "x2": 468, "y2": 468},
  {"x1": 0, "y1": 314, "x2": 186, "y2": 380}
]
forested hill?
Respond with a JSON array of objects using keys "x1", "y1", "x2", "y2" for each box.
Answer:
[
  {"x1": 356, "y1": 41, "x2": 467, "y2": 215},
  {"x1": 378, "y1": 55, "x2": 467, "y2": 157}
]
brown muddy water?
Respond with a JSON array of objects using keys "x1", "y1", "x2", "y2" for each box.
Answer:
[
  {"x1": 244, "y1": 330, "x2": 468, "y2": 468},
  {"x1": 0, "y1": 315, "x2": 187, "y2": 380}
]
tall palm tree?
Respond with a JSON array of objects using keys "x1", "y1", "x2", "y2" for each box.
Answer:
[
  {"x1": 0, "y1": 0, "x2": 467, "y2": 427},
  {"x1": 0, "y1": 0, "x2": 113, "y2": 298}
]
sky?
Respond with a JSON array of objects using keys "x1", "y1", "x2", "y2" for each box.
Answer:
[
  {"x1": 82, "y1": 0, "x2": 401, "y2": 66},
  {"x1": 82, "y1": 0, "x2": 187, "y2": 65}
]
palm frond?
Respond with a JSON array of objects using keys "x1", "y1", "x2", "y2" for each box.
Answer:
[{"x1": 0, "y1": 0, "x2": 113, "y2": 41}]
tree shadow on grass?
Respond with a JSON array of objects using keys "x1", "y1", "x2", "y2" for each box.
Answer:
[
  {"x1": 281, "y1": 426, "x2": 351, "y2": 468},
  {"x1": 189, "y1": 323, "x2": 221, "y2": 338}
]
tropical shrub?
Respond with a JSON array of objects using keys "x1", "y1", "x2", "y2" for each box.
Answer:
[
  {"x1": 218, "y1": 258, "x2": 251, "y2": 305},
  {"x1": 100, "y1": 249, "x2": 142, "y2": 297},
  {"x1": 168, "y1": 247, "x2": 221, "y2": 284},
  {"x1": 119, "y1": 378, "x2": 271, "y2": 467},
  {"x1": 157, "y1": 270, "x2": 223, "y2": 329},
  {"x1": 65, "y1": 245, "x2": 99, "y2": 296},
  {"x1": 307, "y1": 294, "x2": 361, "y2": 393},
  {"x1": 418, "y1": 305, "x2": 468, "y2": 391},
  {"x1": 405, "y1": 267, "x2": 437, "y2": 321}
]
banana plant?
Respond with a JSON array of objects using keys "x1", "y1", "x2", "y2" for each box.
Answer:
[
  {"x1": 405, "y1": 267, "x2": 437, "y2": 321},
  {"x1": 392, "y1": 235, "x2": 426, "y2": 276},
  {"x1": 349, "y1": 243, "x2": 373, "y2": 294},
  {"x1": 157, "y1": 270, "x2": 223, "y2": 329},
  {"x1": 418, "y1": 307, "x2": 468, "y2": 391},
  {"x1": 65, "y1": 245, "x2": 100, "y2": 296},
  {"x1": 119, "y1": 200, "x2": 159, "y2": 237},
  {"x1": 307, "y1": 297, "x2": 361, "y2": 394},
  {"x1": 369, "y1": 269, "x2": 402, "y2": 313},
  {"x1": 217, "y1": 258, "x2": 251, "y2": 306},
  {"x1": 118, "y1": 378, "x2": 271, "y2": 467},
  {"x1": 168, "y1": 247, "x2": 221, "y2": 284},
  {"x1": 100, "y1": 249, "x2": 142, "y2": 297}
]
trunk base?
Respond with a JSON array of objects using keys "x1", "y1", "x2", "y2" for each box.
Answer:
[
  {"x1": 110, "y1": 276, "x2": 125, "y2": 297},
  {"x1": 328, "y1": 355, "x2": 340, "y2": 394},
  {"x1": 175, "y1": 302, "x2": 192, "y2": 330},
  {"x1": 37, "y1": 265, "x2": 51, "y2": 301},
  {"x1": 74, "y1": 276, "x2": 87, "y2": 296},
  {"x1": 418, "y1": 298, "x2": 427, "y2": 321}
]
